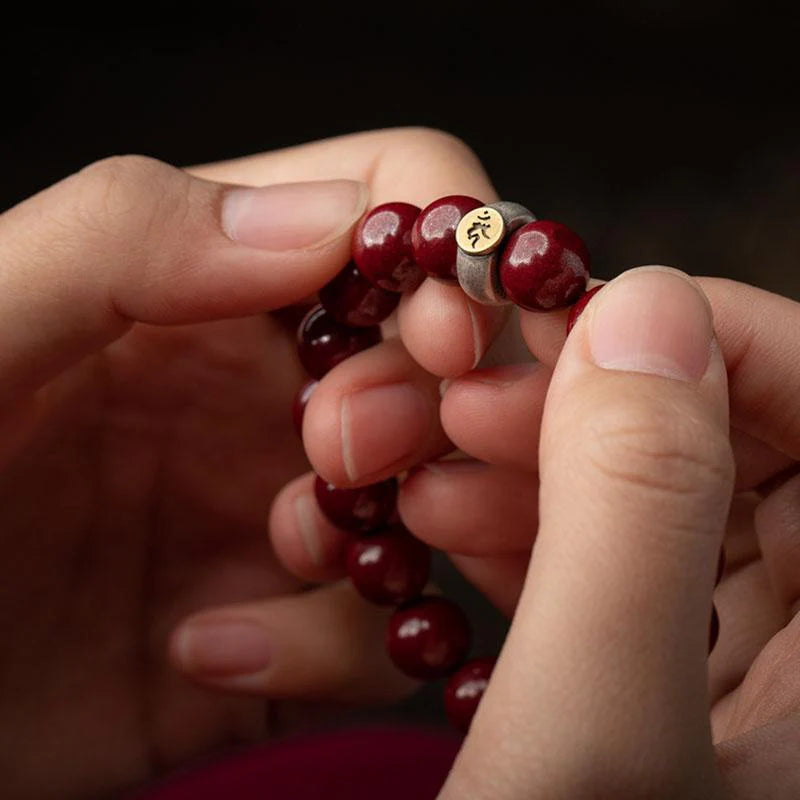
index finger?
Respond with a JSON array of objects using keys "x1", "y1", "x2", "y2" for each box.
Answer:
[{"x1": 190, "y1": 127, "x2": 505, "y2": 377}]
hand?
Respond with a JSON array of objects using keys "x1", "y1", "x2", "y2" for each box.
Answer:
[
  {"x1": 434, "y1": 268, "x2": 800, "y2": 798},
  {"x1": 0, "y1": 128, "x2": 503, "y2": 800},
  {"x1": 282, "y1": 264, "x2": 800, "y2": 796}
]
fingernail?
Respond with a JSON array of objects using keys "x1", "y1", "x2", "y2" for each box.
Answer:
[
  {"x1": 176, "y1": 618, "x2": 271, "y2": 680},
  {"x1": 587, "y1": 267, "x2": 713, "y2": 383},
  {"x1": 461, "y1": 362, "x2": 540, "y2": 388},
  {"x1": 341, "y1": 383, "x2": 433, "y2": 482},
  {"x1": 222, "y1": 179, "x2": 368, "y2": 250},
  {"x1": 294, "y1": 494, "x2": 322, "y2": 566}
]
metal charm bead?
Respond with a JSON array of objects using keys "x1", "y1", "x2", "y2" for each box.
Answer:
[{"x1": 455, "y1": 201, "x2": 536, "y2": 305}]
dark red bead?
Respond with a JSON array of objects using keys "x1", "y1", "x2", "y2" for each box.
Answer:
[
  {"x1": 296, "y1": 304, "x2": 381, "y2": 379},
  {"x1": 346, "y1": 525, "x2": 431, "y2": 606},
  {"x1": 498, "y1": 220, "x2": 590, "y2": 311},
  {"x1": 715, "y1": 547, "x2": 726, "y2": 586},
  {"x1": 319, "y1": 262, "x2": 400, "y2": 327},
  {"x1": 386, "y1": 596, "x2": 471, "y2": 681},
  {"x1": 292, "y1": 379, "x2": 318, "y2": 436},
  {"x1": 709, "y1": 604, "x2": 720, "y2": 653},
  {"x1": 352, "y1": 202, "x2": 424, "y2": 293},
  {"x1": 411, "y1": 195, "x2": 483, "y2": 281},
  {"x1": 444, "y1": 657, "x2": 495, "y2": 733},
  {"x1": 566, "y1": 284, "x2": 603, "y2": 334},
  {"x1": 314, "y1": 475, "x2": 398, "y2": 532}
]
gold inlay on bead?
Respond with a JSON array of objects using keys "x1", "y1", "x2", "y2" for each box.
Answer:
[{"x1": 455, "y1": 207, "x2": 505, "y2": 255}]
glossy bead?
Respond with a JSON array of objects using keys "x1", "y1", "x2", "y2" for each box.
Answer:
[
  {"x1": 411, "y1": 195, "x2": 483, "y2": 280},
  {"x1": 444, "y1": 657, "x2": 495, "y2": 733},
  {"x1": 709, "y1": 604, "x2": 720, "y2": 653},
  {"x1": 386, "y1": 596, "x2": 471, "y2": 681},
  {"x1": 566, "y1": 284, "x2": 603, "y2": 334},
  {"x1": 319, "y1": 262, "x2": 400, "y2": 327},
  {"x1": 314, "y1": 475, "x2": 398, "y2": 532},
  {"x1": 352, "y1": 202, "x2": 424, "y2": 292},
  {"x1": 296, "y1": 304, "x2": 381, "y2": 379},
  {"x1": 346, "y1": 525, "x2": 431, "y2": 605},
  {"x1": 498, "y1": 220, "x2": 590, "y2": 311},
  {"x1": 292, "y1": 379, "x2": 318, "y2": 436}
]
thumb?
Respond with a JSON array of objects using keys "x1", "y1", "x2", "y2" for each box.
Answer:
[
  {"x1": 442, "y1": 268, "x2": 734, "y2": 799},
  {"x1": 0, "y1": 155, "x2": 366, "y2": 405}
]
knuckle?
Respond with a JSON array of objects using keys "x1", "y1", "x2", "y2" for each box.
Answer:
[
  {"x1": 388, "y1": 126, "x2": 484, "y2": 168},
  {"x1": 582, "y1": 399, "x2": 734, "y2": 500},
  {"x1": 72, "y1": 155, "x2": 191, "y2": 241}
]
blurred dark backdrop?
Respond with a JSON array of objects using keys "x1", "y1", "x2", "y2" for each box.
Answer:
[{"x1": 3, "y1": 3, "x2": 800, "y2": 296}]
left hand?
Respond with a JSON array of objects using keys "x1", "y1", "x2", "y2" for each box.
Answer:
[{"x1": 0, "y1": 127, "x2": 500, "y2": 799}]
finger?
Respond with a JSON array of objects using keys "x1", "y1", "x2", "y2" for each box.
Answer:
[
  {"x1": 398, "y1": 461, "x2": 538, "y2": 554},
  {"x1": 448, "y1": 552, "x2": 528, "y2": 617},
  {"x1": 169, "y1": 581, "x2": 415, "y2": 705},
  {"x1": 439, "y1": 362, "x2": 551, "y2": 469},
  {"x1": 0, "y1": 156, "x2": 368, "y2": 405},
  {"x1": 522, "y1": 275, "x2": 800, "y2": 471},
  {"x1": 303, "y1": 338, "x2": 449, "y2": 487},
  {"x1": 442, "y1": 267, "x2": 733, "y2": 799},
  {"x1": 755, "y1": 471, "x2": 800, "y2": 614},
  {"x1": 190, "y1": 127, "x2": 507, "y2": 378},
  {"x1": 716, "y1": 714, "x2": 800, "y2": 799},
  {"x1": 397, "y1": 283, "x2": 511, "y2": 378},
  {"x1": 443, "y1": 343, "x2": 787, "y2": 491},
  {"x1": 269, "y1": 472, "x2": 354, "y2": 583},
  {"x1": 709, "y1": 494, "x2": 785, "y2": 703}
]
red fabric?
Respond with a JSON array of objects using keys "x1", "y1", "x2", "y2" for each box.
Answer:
[{"x1": 131, "y1": 726, "x2": 462, "y2": 800}]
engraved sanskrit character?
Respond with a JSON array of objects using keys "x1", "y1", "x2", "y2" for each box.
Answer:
[{"x1": 466, "y1": 211, "x2": 494, "y2": 249}]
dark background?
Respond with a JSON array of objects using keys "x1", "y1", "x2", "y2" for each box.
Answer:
[
  {"x1": 2, "y1": 3, "x2": 799, "y2": 727},
  {"x1": 3, "y1": 4, "x2": 800, "y2": 296}
]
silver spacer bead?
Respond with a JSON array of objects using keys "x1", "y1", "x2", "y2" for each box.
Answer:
[{"x1": 455, "y1": 201, "x2": 536, "y2": 305}]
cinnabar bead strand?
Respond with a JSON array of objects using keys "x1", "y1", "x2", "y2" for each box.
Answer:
[
  {"x1": 346, "y1": 525, "x2": 431, "y2": 606},
  {"x1": 296, "y1": 304, "x2": 381, "y2": 379},
  {"x1": 498, "y1": 220, "x2": 590, "y2": 311},
  {"x1": 444, "y1": 657, "x2": 495, "y2": 733},
  {"x1": 319, "y1": 262, "x2": 400, "y2": 327},
  {"x1": 314, "y1": 475, "x2": 398, "y2": 532},
  {"x1": 352, "y1": 202, "x2": 424, "y2": 292},
  {"x1": 292, "y1": 379, "x2": 318, "y2": 436},
  {"x1": 411, "y1": 195, "x2": 483, "y2": 280},
  {"x1": 566, "y1": 284, "x2": 603, "y2": 334},
  {"x1": 386, "y1": 595, "x2": 471, "y2": 681}
]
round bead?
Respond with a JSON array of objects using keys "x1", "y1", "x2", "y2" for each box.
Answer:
[
  {"x1": 296, "y1": 304, "x2": 381, "y2": 379},
  {"x1": 292, "y1": 379, "x2": 318, "y2": 436},
  {"x1": 346, "y1": 525, "x2": 431, "y2": 606},
  {"x1": 314, "y1": 475, "x2": 398, "y2": 532},
  {"x1": 352, "y1": 202, "x2": 424, "y2": 292},
  {"x1": 319, "y1": 262, "x2": 400, "y2": 327},
  {"x1": 709, "y1": 604, "x2": 720, "y2": 653},
  {"x1": 444, "y1": 657, "x2": 495, "y2": 733},
  {"x1": 386, "y1": 596, "x2": 471, "y2": 681},
  {"x1": 498, "y1": 220, "x2": 590, "y2": 311},
  {"x1": 411, "y1": 195, "x2": 483, "y2": 280},
  {"x1": 566, "y1": 284, "x2": 603, "y2": 334}
]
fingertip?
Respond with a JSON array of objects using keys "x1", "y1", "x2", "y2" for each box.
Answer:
[
  {"x1": 398, "y1": 281, "x2": 508, "y2": 378},
  {"x1": 269, "y1": 473, "x2": 354, "y2": 583}
]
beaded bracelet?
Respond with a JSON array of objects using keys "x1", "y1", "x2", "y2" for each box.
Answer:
[{"x1": 289, "y1": 196, "x2": 722, "y2": 733}]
